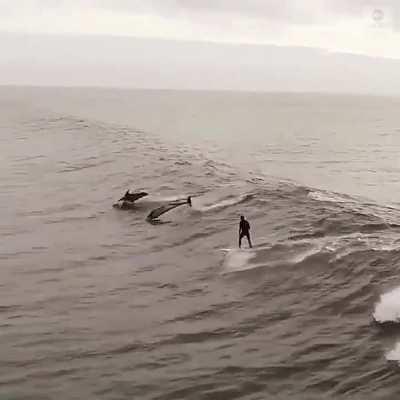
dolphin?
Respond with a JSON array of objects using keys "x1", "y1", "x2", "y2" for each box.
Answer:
[
  {"x1": 146, "y1": 196, "x2": 192, "y2": 221},
  {"x1": 113, "y1": 190, "x2": 148, "y2": 209},
  {"x1": 118, "y1": 190, "x2": 148, "y2": 202}
]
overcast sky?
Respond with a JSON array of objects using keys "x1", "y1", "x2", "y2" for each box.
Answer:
[
  {"x1": 1, "y1": 1, "x2": 400, "y2": 92},
  {"x1": 2, "y1": 0, "x2": 400, "y2": 57}
]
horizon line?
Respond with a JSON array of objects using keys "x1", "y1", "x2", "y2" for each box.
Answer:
[{"x1": 1, "y1": 83, "x2": 399, "y2": 99}]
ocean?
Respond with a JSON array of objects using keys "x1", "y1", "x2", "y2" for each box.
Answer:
[{"x1": 2, "y1": 86, "x2": 400, "y2": 399}]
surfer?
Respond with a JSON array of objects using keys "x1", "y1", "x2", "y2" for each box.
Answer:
[{"x1": 239, "y1": 215, "x2": 252, "y2": 248}]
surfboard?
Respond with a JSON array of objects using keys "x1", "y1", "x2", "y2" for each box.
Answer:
[{"x1": 219, "y1": 247, "x2": 255, "y2": 252}]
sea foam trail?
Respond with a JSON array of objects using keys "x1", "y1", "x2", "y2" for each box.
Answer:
[
  {"x1": 221, "y1": 244, "x2": 323, "y2": 274},
  {"x1": 308, "y1": 190, "x2": 355, "y2": 204},
  {"x1": 194, "y1": 194, "x2": 252, "y2": 212},
  {"x1": 373, "y1": 287, "x2": 400, "y2": 323}
]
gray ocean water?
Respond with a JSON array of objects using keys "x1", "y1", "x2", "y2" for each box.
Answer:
[{"x1": 2, "y1": 87, "x2": 400, "y2": 399}]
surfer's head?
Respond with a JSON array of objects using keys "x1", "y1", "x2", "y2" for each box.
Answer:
[
  {"x1": 187, "y1": 196, "x2": 192, "y2": 207},
  {"x1": 240, "y1": 215, "x2": 244, "y2": 221}
]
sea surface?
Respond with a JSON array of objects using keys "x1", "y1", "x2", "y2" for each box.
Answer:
[{"x1": 2, "y1": 87, "x2": 400, "y2": 399}]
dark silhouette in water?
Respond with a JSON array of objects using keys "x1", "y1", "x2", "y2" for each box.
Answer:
[
  {"x1": 118, "y1": 190, "x2": 148, "y2": 202},
  {"x1": 113, "y1": 190, "x2": 149, "y2": 209},
  {"x1": 147, "y1": 196, "x2": 192, "y2": 221},
  {"x1": 239, "y1": 215, "x2": 252, "y2": 248}
]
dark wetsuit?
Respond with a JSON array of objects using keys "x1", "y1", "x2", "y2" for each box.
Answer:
[{"x1": 239, "y1": 219, "x2": 252, "y2": 248}]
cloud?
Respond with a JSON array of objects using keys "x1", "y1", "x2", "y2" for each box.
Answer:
[
  {"x1": 93, "y1": 0, "x2": 326, "y2": 25},
  {"x1": 0, "y1": 0, "x2": 400, "y2": 59},
  {"x1": 88, "y1": 0, "x2": 400, "y2": 27},
  {"x1": 0, "y1": 0, "x2": 391, "y2": 25}
]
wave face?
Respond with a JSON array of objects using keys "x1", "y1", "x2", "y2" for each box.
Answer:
[{"x1": 3, "y1": 89, "x2": 400, "y2": 399}]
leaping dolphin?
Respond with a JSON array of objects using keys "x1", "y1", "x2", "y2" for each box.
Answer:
[
  {"x1": 113, "y1": 190, "x2": 148, "y2": 209},
  {"x1": 119, "y1": 190, "x2": 148, "y2": 202},
  {"x1": 146, "y1": 196, "x2": 192, "y2": 221}
]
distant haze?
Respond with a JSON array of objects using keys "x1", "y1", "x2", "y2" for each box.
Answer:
[
  {"x1": 1, "y1": 0, "x2": 400, "y2": 94},
  {"x1": 1, "y1": 33, "x2": 400, "y2": 95}
]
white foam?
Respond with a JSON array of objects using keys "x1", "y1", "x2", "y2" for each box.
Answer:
[
  {"x1": 308, "y1": 190, "x2": 353, "y2": 204},
  {"x1": 195, "y1": 194, "x2": 250, "y2": 212},
  {"x1": 221, "y1": 248, "x2": 257, "y2": 273},
  {"x1": 373, "y1": 287, "x2": 400, "y2": 323},
  {"x1": 386, "y1": 343, "x2": 400, "y2": 363},
  {"x1": 303, "y1": 231, "x2": 400, "y2": 262},
  {"x1": 290, "y1": 246, "x2": 322, "y2": 263}
]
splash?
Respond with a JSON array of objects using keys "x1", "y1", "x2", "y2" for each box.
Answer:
[
  {"x1": 221, "y1": 248, "x2": 257, "y2": 273},
  {"x1": 386, "y1": 342, "x2": 400, "y2": 363},
  {"x1": 373, "y1": 287, "x2": 400, "y2": 323}
]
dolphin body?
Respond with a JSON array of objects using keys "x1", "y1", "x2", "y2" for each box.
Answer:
[
  {"x1": 119, "y1": 190, "x2": 148, "y2": 202},
  {"x1": 113, "y1": 191, "x2": 192, "y2": 218},
  {"x1": 113, "y1": 190, "x2": 148, "y2": 209},
  {"x1": 146, "y1": 196, "x2": 192, "y2": 221}
]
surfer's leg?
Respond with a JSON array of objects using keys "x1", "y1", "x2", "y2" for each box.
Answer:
[
  {"x1": 239, "y1": 233, "x2": 243, "y2": 248},
  {"x1": 247, "y1": 234, "x2": 252, "y2": 248}
]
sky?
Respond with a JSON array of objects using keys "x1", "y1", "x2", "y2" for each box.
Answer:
[{"x1": 1, "y1": 0, "x2": 400, "y2": 92}]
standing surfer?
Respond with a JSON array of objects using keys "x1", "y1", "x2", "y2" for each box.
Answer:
[{"x1": 239, "y1": 215, "x2": 252, "y2": 248}]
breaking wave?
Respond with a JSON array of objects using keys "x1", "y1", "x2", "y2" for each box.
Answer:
[{"x1": 374, "y1": 287, "x2": 400, "y2": 324}]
